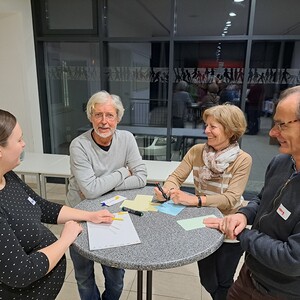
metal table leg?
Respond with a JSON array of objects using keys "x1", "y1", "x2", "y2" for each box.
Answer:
[
  {"x1": 137, "y1": 270, "x2": 153, "y2": 300},
  {"x1": 137, "y1": 270, "x2": 143, "y2": 300},
  {"x1": 146, "y1": 271, "x2": 152, "y2": 300}
]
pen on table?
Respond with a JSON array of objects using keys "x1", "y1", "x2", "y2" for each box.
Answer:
[
  {"x1": 155, "y1": 182, "x2": 169, "y2": 201},
  {"x1": 122, "y1": 206, "x2": 144, "y2": 216},
  {"x1": 112, "y1": 217, "x2": 123, "y2": 221}
]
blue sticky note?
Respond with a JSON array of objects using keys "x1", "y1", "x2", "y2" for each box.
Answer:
[{"x1": 157, "y1": 200, "x2": 185, "y2": 216}]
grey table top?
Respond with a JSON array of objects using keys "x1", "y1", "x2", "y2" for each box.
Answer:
[{"x1": 73, "y1": 186, "x2": 224, "y2": 271}]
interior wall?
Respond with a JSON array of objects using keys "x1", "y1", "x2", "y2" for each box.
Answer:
[{"x1": 0, "y1": 0, "x2": 42, "y2": 152}]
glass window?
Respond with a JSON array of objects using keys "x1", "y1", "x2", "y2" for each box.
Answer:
[
  {"x1": 105, "y1": 42, "x2": 169, "y2": 160},
  {"x1": 249, "y1": 41, "x2": 300, "y2": 87},
  {"x1": 247, "y1": 40, "x2": 300, "y2": 133},
  {"x1": 253, "y1": 0, "x2": 300, "y2": 35},
  {"x1": 105, "y1": 0, "x2": 171, "y2": 37},
  {"x1": 175, "y1": 0, "x2": 250, "y2": 36},
  {"x1": 171, "y1": 41, "x2": 246, "y2": 160},
  {"x1": 44, "y1": 42, "x2": 100, "y2": 154},
  {"x1": 41, "y1": 0, "x2": 96, "y2": 32},
  {"x1": 244, "y1": 40, "x2": 300, "y2": 192}
]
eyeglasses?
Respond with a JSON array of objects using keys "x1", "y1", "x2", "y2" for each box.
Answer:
[
  {"x1": 273, "y1": 119, "x2": 299, "y2": 131},
  {"x1": 93, "y1": 112, "x2": 116, "y2": 121}
]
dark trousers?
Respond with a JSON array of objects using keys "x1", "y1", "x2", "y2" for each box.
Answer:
[
  {"x1": 246, "y1": 107, "x2": 260, "y2": 134},
  {"x1": 197, "y1": 242, "x2": 244, "y2": 300},
  {"x1": 70, "y1": 246, "x2": 124, "y2": 300},
  {"x1": 172, "y1": 117, "x2": 184, "y2": 151},
  {"x1": 227, "y1": 264, "x2": 297, "y2": 300}
]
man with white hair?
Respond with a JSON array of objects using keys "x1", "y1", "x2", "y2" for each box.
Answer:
[{"x1": 67, "y1": 90, "x2": 147, "y2": 300}]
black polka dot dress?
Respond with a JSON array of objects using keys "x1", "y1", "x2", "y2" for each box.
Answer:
[{"x1": 0, "y1": 171, "x2": 66, "y2": 299}]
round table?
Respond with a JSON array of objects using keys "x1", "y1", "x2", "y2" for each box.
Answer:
[{"x1": 74, "y1": 186, "x2": 223, "y2": 299}]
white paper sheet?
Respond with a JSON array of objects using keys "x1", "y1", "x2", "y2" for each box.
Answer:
[
  {"x1": 87, "y1": 212, "x2": 141, "y2": 250},
  {"x1": 101, "y1": 195, "x2": 127, "y2": 207}
]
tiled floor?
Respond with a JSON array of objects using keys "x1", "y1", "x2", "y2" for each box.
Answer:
[{"x1": 26, "y1": 116, "x2": 278, "y2": 299}]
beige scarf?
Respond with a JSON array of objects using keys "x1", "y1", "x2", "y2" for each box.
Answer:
[{"x1": 198, "y1": 142, "x2": 240, "y2": 187}]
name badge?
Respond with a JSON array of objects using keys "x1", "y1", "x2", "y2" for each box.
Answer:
[
  {"x1": 27, "y1": 197, "x2": 36, "y2": 205},
  {"x1": 276, "y1": 204, "x2": 291, "y2": 220}
]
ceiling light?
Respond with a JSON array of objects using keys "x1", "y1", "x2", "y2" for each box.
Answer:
[
  {"x1": 234, "y1": 0, "x2": 244, "y2": 2},
  {"x1": 229, "y1": 12, "x2": 236, "y2": 17}
]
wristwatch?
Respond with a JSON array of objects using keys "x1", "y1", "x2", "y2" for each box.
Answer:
[{"x1": 197, "y1": 195, "x2": 202, "y2": 207}]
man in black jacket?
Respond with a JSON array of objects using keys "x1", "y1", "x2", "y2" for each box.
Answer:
[{"x1": 205, "y1": 85, "x2": 300, "y2": 299}]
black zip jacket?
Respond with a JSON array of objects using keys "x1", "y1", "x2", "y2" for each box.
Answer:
[{"x1": 237, "y1": 154, "x2": 300, "y2": 298}]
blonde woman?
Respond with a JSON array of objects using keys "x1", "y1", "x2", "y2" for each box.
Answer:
[{"x1": 155, "y1": 104, "x2": 252, "y2": 300}]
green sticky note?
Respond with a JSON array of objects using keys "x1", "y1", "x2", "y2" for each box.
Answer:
[{"x1": 177, "y1": 214, "x2": 217, "y2": 231}]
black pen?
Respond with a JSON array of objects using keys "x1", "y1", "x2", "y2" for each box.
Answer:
[
  {"x1": 122, "y1": 206, "x2": 144, "y2": 216},
  {"x1": 155, "y1": 182, "x2": 169, "y2": 201}
]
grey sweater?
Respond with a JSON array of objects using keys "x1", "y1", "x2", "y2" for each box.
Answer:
[
  {"x1": 238, "y1": 154, "x2": 300, "y2": 298},
  {"x1": 66, "y1": 129, "x2": 147, "y2": 207}
]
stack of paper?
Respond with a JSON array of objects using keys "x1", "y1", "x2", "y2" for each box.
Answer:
[{"x1": 87, "y1": 212, "x2": 141, "y2": 250}]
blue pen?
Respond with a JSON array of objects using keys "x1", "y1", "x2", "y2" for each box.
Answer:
[{"x1": 101, "y1": 202, "x2": 108, "y2": 207}]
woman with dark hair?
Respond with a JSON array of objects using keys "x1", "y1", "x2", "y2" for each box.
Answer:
[
  {"x1": 0, "y1": 109, "x2": 114, "y2": 299},
  {"x1": 154, "y1": 104, "x2": 252, "y2": 300}
]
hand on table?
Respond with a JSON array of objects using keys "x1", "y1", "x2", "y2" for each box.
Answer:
[
  {"x1": 222, "y1": 213, "x2": 247, "y2": 239},
  {"x1": 169, "y1": 189, "x2": 197, "y2": 206},
  {"x1": 88, "y1": 209, "x2": 114, "y2": 224},
  {"x1": 203, "y1": 213, "x2": 247, "y2": 240}
]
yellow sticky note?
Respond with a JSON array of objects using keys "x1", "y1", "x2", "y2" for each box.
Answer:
[
  {"x1": 147, "y1": 205, "x2": 158, "y2": 212},
  {"x1": 134, "y1": 194, "x2": 154, "y2": 202},
  {"x1": 121, "y1": 199, "x2": 146, "y2": 211}
]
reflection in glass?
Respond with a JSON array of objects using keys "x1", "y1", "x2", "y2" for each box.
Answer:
[
  {"x1": 170, "y1": 41, "x2": 246, "y2": 159},
  {"x1": 45, "y1": 0, "x2": 94, "y2": 30},
  {"x1": 106, "y1": 0, "x2": 171, "y2": 37},
  {"x1": 254, "y1": 0, "x2": 300, "y2": 35},
  {"x1": 246, "y1": 40, "x2": 300, "y2": 136},
  {"x1": 44, "y1": 42, "x2": 100, "y2": 154},
  {"x1": 176, "y1": 0, "x2": 250, "y2": 36},
  {"x1": 106, "y1": 42, "x2": 170, "y2": 160},
  {"x1": 173, "y1": 42, "x2": 246, "y2": 109}
]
